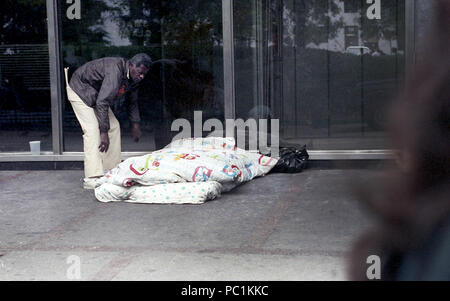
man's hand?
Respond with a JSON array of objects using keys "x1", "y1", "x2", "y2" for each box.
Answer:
[
  {"x1": 99, "y1": 132, "x2": 110, "y2": 152},
  {"x1": 131, "y1": 123, "x2": 141, "y2": 142}
]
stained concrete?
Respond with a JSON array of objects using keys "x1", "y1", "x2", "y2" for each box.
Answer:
[{"x1": 0, "y1": 169, "x2": 379, "y2": 281}]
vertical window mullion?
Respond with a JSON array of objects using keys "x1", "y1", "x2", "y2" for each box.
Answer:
[
  {"x1": 222, "y1": 0, "x2": 236, "y2": 120},
  {"x1": 46, "y1": 0, "x2": 64, "y2": 154}
]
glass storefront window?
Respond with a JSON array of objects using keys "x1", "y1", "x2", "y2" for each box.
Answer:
[
  {"x1": 60, "y1": 0, "x2": 224, "y2": 152},
  {"x1": 0, "y1": 0, "x2": 408, "y2": 155},
  {"x1": 0, "y1": 0, "x2": 52, "y2": 152},
  {"x1": 234, "y1": 0, "x2": 406, "y2": 150}
]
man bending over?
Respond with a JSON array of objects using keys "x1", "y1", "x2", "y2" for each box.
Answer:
[{"x1": 65, "y1": 53, "x2": 151, "y2": 189}]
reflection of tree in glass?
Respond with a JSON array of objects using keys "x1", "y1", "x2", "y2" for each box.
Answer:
[
  {"x1": 300, "y1": 0, "x2": 344, "y2": 47},
  {"x1": 107, "y1": 0, "x2": 222, "y2": 118},
  {"x1": 357, "y1": 1, "x2": 405, "y2": 55},
  {"x1": 61, "y1": 0, "x2": 112, "y2": 45},
  {"x1": 116, "y1": 0, "x2": 222, "y2": 117},
  {"x1": 107, "y1": 0, "x2": 160, "y2": 46},
  {"x1": 110, "y1": 0, "x2": 222, "y2": 59},
  {"x1": 0, "y1": 0, "x2": 48, "y2": 44},
  {"x1": 279, "y1": 0, "x2": 404, "y2": 55},
  {"x1": 281, "y1": 0, "x2": 344, "y2": 48},
  {"x1": 61, "y1": 0, "x2": 222, "y2": 119}
]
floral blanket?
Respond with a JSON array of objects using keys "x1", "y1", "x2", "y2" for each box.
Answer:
[{"x1": 94, "y1": 137, "x2": 277, "y2": 204}]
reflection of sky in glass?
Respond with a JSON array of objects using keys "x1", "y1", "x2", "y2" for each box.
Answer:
[
  {"x1": 103, "y1": 13, "x2": 131, "y2": 46},
  {"x1": 98, "y1": 0, "x2": 132, "y2": 46}
]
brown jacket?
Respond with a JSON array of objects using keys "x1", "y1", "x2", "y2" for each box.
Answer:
[{"x1": 69, "y1": 57, "x2": 141, "y2": 133}]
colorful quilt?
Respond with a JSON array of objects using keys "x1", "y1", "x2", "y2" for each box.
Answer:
[{"x1": 94, "y1": 137, "x2": 278, "y2": 204}]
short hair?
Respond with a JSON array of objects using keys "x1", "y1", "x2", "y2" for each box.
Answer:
[{"x1": 129, "y1": 53, "x2": 152, "y2": 69}]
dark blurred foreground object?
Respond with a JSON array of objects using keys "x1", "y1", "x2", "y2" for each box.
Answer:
[
  {"x1": 270, "y1": 146, "x2": 309, "y2": 173},
  {"x1": 347, "y1": 0, "x2": 450, "y2": 281}
]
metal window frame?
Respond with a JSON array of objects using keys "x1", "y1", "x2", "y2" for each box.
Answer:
[
  {"x1": 0, "y1": 0, "x2": 416, "y2": 162},
  {"x1": 46, "y1": 0, "x2": 64, "y2": 154},
  {"x1": 0, "y1": 149, "x2": 395, "y2": 161},
  {"x1": 405, "y1": 0, "x2": 416, "y2": 83},
  {"x1": 222, "y1": 0, "x2": 236, "y2": 120}
]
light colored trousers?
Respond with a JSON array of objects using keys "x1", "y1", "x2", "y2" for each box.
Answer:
[{"x1": 64, "y1": 68, "x2": 121, "y2": 178}]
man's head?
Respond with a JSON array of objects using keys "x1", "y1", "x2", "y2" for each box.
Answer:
[{"x1": 129, "y1": 53, "x2": 152, "y2": 83}]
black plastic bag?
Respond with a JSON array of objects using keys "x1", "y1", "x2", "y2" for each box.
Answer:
[{"x1": 270, "y1": 146, "x2": 309, "y2": 173}]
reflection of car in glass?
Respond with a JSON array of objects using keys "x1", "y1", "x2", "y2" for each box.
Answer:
[{"x1": 346, "y1": 46, "x2": 372, "y2": 56}]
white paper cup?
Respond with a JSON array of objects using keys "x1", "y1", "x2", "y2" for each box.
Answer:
[{"x1": 29, "y1": 141, "x2": 41, "y2": 155}]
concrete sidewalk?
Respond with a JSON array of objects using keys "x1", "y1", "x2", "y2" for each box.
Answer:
[{"x1": 0, "y1": 169, "x2": 377, "y2": 281}]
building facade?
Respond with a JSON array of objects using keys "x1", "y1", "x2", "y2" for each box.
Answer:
[{"x1": 0, "y1": 0, "x2": 433, "y2": 162}]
